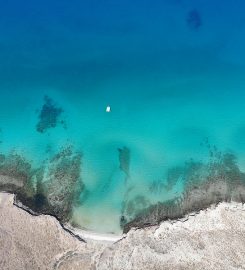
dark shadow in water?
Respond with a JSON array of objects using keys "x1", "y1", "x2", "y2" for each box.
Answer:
[
  {"x1": 33, "y1": 193, "x2": 46, "y2": 209},
  {"x1": 36, "y1": 95, "x2": 65, "y2": 133},
  {"x1": 118, "y1": 147, "x2": 130, "y2": 177},
  {"x1": 186, "y1": 9, "x2": 202, "y2": 31}
]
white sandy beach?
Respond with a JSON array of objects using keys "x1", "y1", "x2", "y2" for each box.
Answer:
[{"x1": 64, "y1": 223, "x2": 124, "y2": 243}]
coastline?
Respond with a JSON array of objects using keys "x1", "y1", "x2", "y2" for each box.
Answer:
[
  {"x1": 5, "y1": 192, "x2": 123, "y2": 244},
  {"x1": 1, "y1": 190, "x2": 244, "y2": 243},
  {"x1": 3, "y1": 175, "x2": 245, "y2": 242},
  {"x1": 2, "y1": 191, "x2": 245, "y2": 269}
]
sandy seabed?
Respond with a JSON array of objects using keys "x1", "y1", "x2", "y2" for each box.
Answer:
[{"x1": 1, "y1": 192, "x2": 245, "y2": 270}]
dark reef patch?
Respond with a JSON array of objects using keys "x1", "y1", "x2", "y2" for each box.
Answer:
[
  {"x1": 36, "y1": 96, "x2": 65, "y2": 133},
  {"x1": 186, "y1": 9, "x2": 202, "y2": 31},
  {"x1": 0, "y1": 146, "x2": 84, "y2": 223},
  {"x1": 41, "y1": 146, "x2": 84, "y2": 221},
  {"x1": 33, "y1": 193, "x2": 47, "y2": 209}
]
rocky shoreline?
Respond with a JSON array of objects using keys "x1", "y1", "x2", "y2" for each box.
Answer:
[
  {"x1": 123, "y1": 178, "x2": 245, "y2": 233},
  {"x1": 2, "y1": 147, "x2": 245, "y2": 269},
  {"x1": 2, "y1": 145, "x2": 245, "y2": 236},
  {"x1": 1, "y1": 192, "x2": 245, "y2": 269}
]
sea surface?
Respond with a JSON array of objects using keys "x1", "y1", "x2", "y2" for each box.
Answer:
[{"x1": 1, "y1": 0, "x2": 245, "y2": 233}]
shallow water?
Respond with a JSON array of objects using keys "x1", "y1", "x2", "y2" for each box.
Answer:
[{"x1": 1, "y1": 0, "x2": 245, "y2": 233}]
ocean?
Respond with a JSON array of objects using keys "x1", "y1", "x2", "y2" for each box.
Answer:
[{"x1": 1, "y1": 0, "x2": 245, "y2": 233}]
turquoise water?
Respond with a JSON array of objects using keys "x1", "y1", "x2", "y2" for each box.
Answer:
[{"x1": 1, "y1": 0, "x2": 245, "y2": 233}]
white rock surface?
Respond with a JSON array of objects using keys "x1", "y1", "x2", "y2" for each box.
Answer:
[{"x1": 1, "y1": 193, "x2": 245, "y2": 269}]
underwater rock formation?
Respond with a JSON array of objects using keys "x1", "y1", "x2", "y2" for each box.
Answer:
[
  {"x1": 186, "y1": 9, "x2": 202, "y2": 30},
  {"x1": 41, "y1": 146, "x2": 83, "y2": 221},
  {"x1": 0, "y1": 146, "x2": 84, "y2": 223},
  {"x1": 36, "y1": 96, "x2": 65, "y2": 133}
]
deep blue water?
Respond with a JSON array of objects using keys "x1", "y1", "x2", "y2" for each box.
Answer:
[{"x1": 1, "y1": 0, "x2": 245, "y2": 232}]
